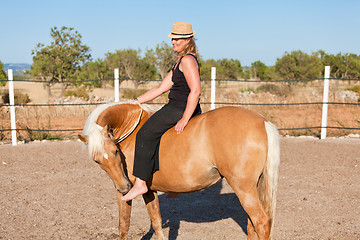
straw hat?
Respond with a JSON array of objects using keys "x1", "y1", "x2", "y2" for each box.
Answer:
[{"x1": 168, "y1": 21, "x2": 196, "y2": 39}]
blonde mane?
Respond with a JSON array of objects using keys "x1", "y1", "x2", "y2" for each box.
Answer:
[{"x1": 82, "y1": 100, "x2": 159, "y2": 159}]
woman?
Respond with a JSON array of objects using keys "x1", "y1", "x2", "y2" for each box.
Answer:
[{"x1": 121, "y1": 21, "x2": 201, "y2": 201}]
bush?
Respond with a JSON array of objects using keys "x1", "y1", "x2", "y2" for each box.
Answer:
[
  {"x1": 122, "y1": 88, "x2": 148, "y2": 99},
  {"x1": 256, "y1": 84, "x2": 292, "y2": 97},
  {"x1": 346, "y1": 85, "x2": 360, "y2": 102},
  {"x1": 25, "y1": 127, "x2": 62, "y2": 141},
  {"x1": 64, "y1": 87, "x2": 89, "y2": 100},
  {"x1": 1, "y1": 90, "x2": 31, "y2": 104}
]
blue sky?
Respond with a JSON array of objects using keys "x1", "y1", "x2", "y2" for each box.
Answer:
[{"x1": 1, "y1": 0, "x2": 359, "y2": 66}]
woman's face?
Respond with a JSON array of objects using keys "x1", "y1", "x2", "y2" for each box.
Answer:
[{"x1": 171, "y1": 38, "x2": 190, "y2": 53}]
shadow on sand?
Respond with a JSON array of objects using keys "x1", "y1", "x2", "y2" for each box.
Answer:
[{"x1": 141, "y1": 180, "x2": 248, "y2": 240}]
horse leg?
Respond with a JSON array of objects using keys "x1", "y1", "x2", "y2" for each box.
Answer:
[
  {"x1": 247, "y1": 218, "x2": 258, "y2": 240},
  {"x1": 227, "y1": 181, "x2": 270, "y2": 240},
  {"x1": 142, "y1": 190, "x2": 165, "y2": 240},
  {"x1": 115, "y1": 191, "x2": 132, "y2": 240}
]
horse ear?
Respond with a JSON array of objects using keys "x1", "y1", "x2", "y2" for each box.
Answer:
[
  {"x1": 101, "y1": 124, "x2": 109, "y2": 136},
  {"x1": 78, "y1": 134, "x2": 88, "y2": 143},
  {"x1": 101, "y1": 124, "x2": 115, "y2": 140}
]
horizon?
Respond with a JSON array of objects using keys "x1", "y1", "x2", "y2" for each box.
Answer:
[{"x1": 1, "y1": 0, "x2": 359, "y2": 66}]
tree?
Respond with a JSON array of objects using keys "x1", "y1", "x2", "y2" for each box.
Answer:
[
  {"x1": 77, "y1": 58, "x2": 110, "y2": 88},
  {"x1": 216, "y1": 58, "x2": 243, "y2": 80},
  {"x1": 0, "y1": 61, "x2": 7, "y2": 87},
  {"x1": 104, "y1": 49, "x2": 157, "y2": 88},
  {"x1": 251, "y1": 60, "x2": 269, "y2": 80},
  {"x1": 275, "y1": 50, "x2": 322, "y2": 81},
  {"x1": 31, "y1": 26, "x2": 91, "y2": 98},
  {"x1": 145, "y1": 41, "x2": 173, "y2": 79},
  {"x1": 318, "y1": 51, "x2": 360, "y2": 79},
  {"x1": 199, "y1": 58, "x2": 242, "y2": 80},
  {"x1": 199, "y1": 58, "x2": 216, "y2": 80}
]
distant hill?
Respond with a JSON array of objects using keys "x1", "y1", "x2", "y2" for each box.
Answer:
[{"x1": 4, "y1": 63, "x2": 31, "y2": 74}]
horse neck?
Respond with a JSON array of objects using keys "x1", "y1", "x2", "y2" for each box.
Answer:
[{"x1": 118, "y1": 111, "x2": 150, "y2": 173}]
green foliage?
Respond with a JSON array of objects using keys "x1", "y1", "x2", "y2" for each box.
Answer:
[
  {"x1": 256, "y1": 83, "x2": 292, "y2": 97},
  {"x1": 64, "y1": 87, "x2": 89, "y2": 100},
  {"x1": 104, "y1": 49, "x2": 157, "y2": 87},
  {"x1": 319, "y1": 51, "x2": 360, "y2": 79},
  {"x1": 251, "y1": 60, "x2": 269, "y2": 80},
  {"x1": 199, "y1": 58, "x2": 242, "y2": 80},
  {"x1": 76, "y1": 58, "x2": 110, "y2": 88},
  {"x1": 2, "y1": 90, "x2": 31, "y2": 104},
  {"x1": 31, "y1": 26, "x2": 91, "y2": 96},
  {"x1": 144, "y1": 41, "x2": 173, "y2": 79},
  {"x1": 199, "y1": 58, "x2": 216, "y2": 79},
  {"x1": 0, "y1": 61, "x2": 7, "y2": 87},
  {"x1": 275, "y1": 50, "x2": 323, "y2": 81}
]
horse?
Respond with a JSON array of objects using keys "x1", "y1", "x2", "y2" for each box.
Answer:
[{"x1": 78, "y1": 100, "x2": 280, "y2": 240}]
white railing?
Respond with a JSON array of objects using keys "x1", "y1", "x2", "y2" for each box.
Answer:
[{"x1": 5, "y1": 66, "x2": 354, "y2": 145}]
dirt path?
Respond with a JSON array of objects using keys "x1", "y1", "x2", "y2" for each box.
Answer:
[{"x1": 0, "y1": 138, "x2": 359, "y2": 239}]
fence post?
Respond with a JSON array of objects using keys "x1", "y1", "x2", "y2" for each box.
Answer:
[
  {"x1": 8, "y1": 69, "x2": 17, "y2": 146},
  {"x1": 321, "y1": 66, "x2": 330, "y2": 139},
  {"x1": 114, "y1": 68, "x2": 119, "y2": 102},
  {"x1": 211, "y1": 67, "x2": 216, "y2": 110}
]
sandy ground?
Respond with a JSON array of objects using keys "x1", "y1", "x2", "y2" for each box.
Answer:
[{"x1": 0, "y1": 137, "x2": 359, "y2": 239}]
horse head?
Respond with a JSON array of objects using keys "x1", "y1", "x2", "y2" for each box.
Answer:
[{"x1": 79, "y1": 124, "x2": 132, "y2": 195}]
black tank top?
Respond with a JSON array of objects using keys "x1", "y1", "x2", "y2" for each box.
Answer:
[{"x1": 168, "y1": 54, "x2": 201, "y2": 114}]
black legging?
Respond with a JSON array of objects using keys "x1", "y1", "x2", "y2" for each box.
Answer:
[{"x1": 133, "y1": 104, "x2": 200, "y2": 181}]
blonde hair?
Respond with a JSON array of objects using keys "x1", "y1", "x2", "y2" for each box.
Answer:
[{"x1": 175, "y1": 37, "x2": 198, "y2": 61}]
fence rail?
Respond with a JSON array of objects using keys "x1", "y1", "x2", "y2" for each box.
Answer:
[{"x1": 1, "y1": 67, "x2": 359, "y2": 145}]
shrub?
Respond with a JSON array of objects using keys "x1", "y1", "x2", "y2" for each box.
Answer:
[
  {"x1": 1, "y1": 90, "x2": 31, "y2": 104},
  {"x1": 346, "y1": 85, "x2": 360, "y2": 102},
  {"x1": 122, "y1": 88, "x2": 148, "y2": 99},
  {"x1": 256, "y1": 84, "x2": 292, "y2": 97},
  {"x1": 25, "y1": 126, "x2": 62, "y2": 141},
  {"x1": 64, "y1": 87, "x2": 89, "y2": 100}
]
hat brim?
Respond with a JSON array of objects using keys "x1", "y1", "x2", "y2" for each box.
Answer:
[{"x1": 168, "y1": 31, "x2": 195, "y2": 39}]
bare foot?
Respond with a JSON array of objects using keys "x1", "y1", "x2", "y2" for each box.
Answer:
[
  {"x1": 166, "y1": 192, "x2": 180, "y2": 198},
  {"x1": 121, "y1": 178, "x2": 148, "y2": 201}
]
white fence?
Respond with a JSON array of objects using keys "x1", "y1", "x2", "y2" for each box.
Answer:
[{"x1": 3, "y1": 66, "x2": 358, "y2": 146}]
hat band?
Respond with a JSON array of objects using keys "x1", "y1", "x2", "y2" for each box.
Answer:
[{"x1": 171, "y1": 32, "x2": 193, "y2": 36}]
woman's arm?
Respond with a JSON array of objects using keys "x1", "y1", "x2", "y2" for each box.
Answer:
[
  {"x1": 136, "y1": 71, "x2": 173, "y2": 104},
  {"x1": 174, "y1": 55, "x2": 201, "y2": 134}
]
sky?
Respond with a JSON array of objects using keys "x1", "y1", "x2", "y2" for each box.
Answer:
[{"x1": 1, "y1": 0, "x2": 359, "y2": 66}]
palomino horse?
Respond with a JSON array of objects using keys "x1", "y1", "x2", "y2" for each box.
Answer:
[{"x1": 79, "y1": 100, "x2": 280, "y2": 240}]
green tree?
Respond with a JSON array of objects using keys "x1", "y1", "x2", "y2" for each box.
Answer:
[
  {"x1": 319, "y1": 51, "x2": 360, "y2": 79},
  {"x1": 77, "y1": 58, "x2": 110, "y2": 88},
  {"x1": 216, "y1": 58, "x2": 242, "y2": 80},
  {"x1": 145, "y1": 41, "x2": 173, "y2": 79},
  {"x1": 251, "y1": 60, "x2": 269, "y2": 80},
  {"x1": 104, "y1": 49, "x2": 157, "y2": 88},
  {"x1": 31, "y1": 26, "x2": 91, "y2": 98},
  {"x1": 0, "y1": 61, "x2": 7, "y2": 87},
  {"x1": 275, "y1": 50, "x2": 322, "y2": 81},
  {"x1": 199, "y1": 58, "x2": 217, "y2": 80}
]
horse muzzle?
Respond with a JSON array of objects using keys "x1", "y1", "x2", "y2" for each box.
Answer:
[{"x1": 114, "y1": 181, "x2": 132, "y2": 195}]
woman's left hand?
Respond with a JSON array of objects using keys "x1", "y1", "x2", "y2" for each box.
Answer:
[{"x1": 175, "y1": 118, "x2": 189, "y2": 134}]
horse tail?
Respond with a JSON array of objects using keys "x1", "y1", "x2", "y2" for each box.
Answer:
[{"x1": 258, "y1": 121, "x2": 280, "y2": 237}]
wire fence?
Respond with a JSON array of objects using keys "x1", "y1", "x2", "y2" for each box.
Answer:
[{"x1": 1, "y1": 69, "x2": 360, "y2": 144}]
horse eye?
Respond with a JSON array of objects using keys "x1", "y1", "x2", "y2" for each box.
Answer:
[{"x1": 94, "y1": 160, "x2": 101, "y2": 164}]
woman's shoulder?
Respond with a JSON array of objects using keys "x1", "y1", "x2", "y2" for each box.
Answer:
[{"x1": 181, "y1": 54, "x2": 198, "y2": 65}]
